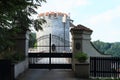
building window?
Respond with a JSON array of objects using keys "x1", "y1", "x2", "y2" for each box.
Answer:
[
  {"x1": 52, "y1": 44, "x2": 56, "y2": 51},
  {"x1": 49, "y1": 14, "x2": 51, "y2": 18},
  {"x1": 54, "y1": 13, "x2": 57, "y2": 17},
  {"x1": 54, "y1": 13, "x2": 58, "y2": 19}
]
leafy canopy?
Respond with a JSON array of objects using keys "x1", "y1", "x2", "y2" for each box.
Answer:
[
  {"x1": 0, "y1": 0, "x2": 46, "y2": 52},
  {"x1": 93, "y1": 40, "x2": 120, "y2": 57}
]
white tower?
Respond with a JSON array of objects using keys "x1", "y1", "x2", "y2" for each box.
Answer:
[{"x1": 37, "y1": 12, "x2": 71, "y2": 53}]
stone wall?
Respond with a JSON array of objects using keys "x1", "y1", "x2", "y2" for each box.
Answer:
[
  {"x1": 70, "y1": 24, "x2": 111, "y2": 57},
  {"x1": 14, "y1": 59, "x2": 28, "y2": 78}
]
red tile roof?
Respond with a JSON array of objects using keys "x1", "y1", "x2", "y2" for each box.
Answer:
[
  {"x1": 71, "y1": 24, "x2": 93, "y2": 32},
  {"x1": 38, "y1": 12, "x2": 68, "y2": 17}
]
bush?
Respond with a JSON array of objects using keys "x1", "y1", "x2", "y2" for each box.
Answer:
[
  {"x1": 75, "y1": 52, "x2": 88, "y2": 62},
  {"x1": 0, "y1": 49, "x2": 25, "y2": 63}
]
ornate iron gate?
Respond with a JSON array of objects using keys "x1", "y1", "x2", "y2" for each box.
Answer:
[{"x1": 28, "y1": 34, "x2": 72, "y2": 69}]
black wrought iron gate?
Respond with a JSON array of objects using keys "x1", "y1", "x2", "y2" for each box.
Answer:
[{"x1": 28, "y1": 34, "x2": 72, "y2": 69}]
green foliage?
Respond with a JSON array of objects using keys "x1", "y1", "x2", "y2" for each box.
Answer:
[
  {"x1": 0, "y1": 0, "x2": 46, "y2": 52},
  {"x1": 92, "y1": 40, "x2": 120, "y2": 57},
  {"x1": 0, "y1": 0, "x2": 46, "y2": 29},
  {"x1": 0, "y1": 49, "x2": 25, "y2": 63},
  {"x1": 75, "y1": 52, "x2": 88, "y2": 62},
  {"x1": 0, "y1": 27, "x2": 17, "y2": 52},
  {"x1": 29, "y1": 32, "x2": 37, "y2": 48},
  {"x1": 0, "y1": 0, "x2": 27, "y2": 28}
]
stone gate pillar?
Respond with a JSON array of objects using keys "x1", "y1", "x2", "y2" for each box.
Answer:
[
  {"x1": 15, "y1": 31, "x2": 29, "y2": 57},
  {"x1": 13, "y1": 31, "x2": 29, "y2": 78},
  {"x1": 70, "y1": 24, "x2": 93, "y2": 70}
]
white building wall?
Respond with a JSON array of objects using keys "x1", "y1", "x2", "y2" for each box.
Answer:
[{"x1": 37, "y1": 12, "x2": 71, "y2": 52}]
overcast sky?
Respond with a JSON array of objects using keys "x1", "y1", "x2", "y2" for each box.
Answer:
[{"x1": 36, "y1": 0, "x2": 120, "y2": 42}]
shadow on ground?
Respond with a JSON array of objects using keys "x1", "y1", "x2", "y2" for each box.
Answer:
[{"x1": 16, "y1": 69, "x2": 92, "y2": 80}]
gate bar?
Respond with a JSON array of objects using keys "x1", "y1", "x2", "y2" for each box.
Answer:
[{"x1": 49, "y1": 34, "x2": 51, "y2": 70}]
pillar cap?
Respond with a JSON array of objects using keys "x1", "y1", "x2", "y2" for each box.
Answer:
[{"x1": 70, "y1": 24, "x2": 93, "y2": 32}]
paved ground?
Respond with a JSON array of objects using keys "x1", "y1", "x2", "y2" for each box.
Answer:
[
  {"x1": 16, "y1": 69, "x2": 92, "y2": 80},
  {"x1": 17, "y1": 57, "x2": 92, "y2": 80}
]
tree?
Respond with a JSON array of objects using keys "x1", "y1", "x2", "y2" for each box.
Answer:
[
  {"x1": 29, "y1": 32, "x2": 37, "y2": 48},
  {"x1": 93, "y1": 40, "x2": 120, "y2": 56},
  {"x1": 106, "y1": 43, "x2": 120, "y2": 57},
  {"x1": 0, "y1": 0, "x2": 46, "y2": 29},
  {"x1": 0, "y1": 0, "x2": 46, "y2": 52}
]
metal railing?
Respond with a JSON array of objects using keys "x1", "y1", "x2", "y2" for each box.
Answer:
[{"x1": 90, "y1": 57, "x2": 120, "y2": 78}]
